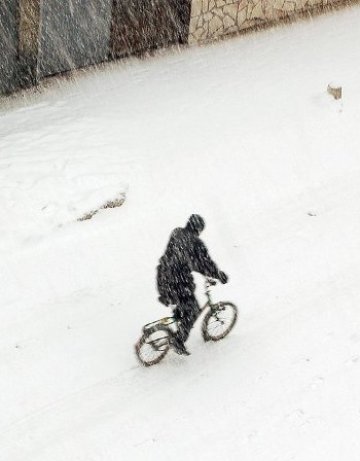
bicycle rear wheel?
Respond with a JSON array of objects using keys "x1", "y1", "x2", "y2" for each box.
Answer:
[
  {"x1": 202, "y1": 302, "x2": 237, "y2": 342},
  {"x1": 135, "y1": 326, "x2": 171, "y2": 366}
]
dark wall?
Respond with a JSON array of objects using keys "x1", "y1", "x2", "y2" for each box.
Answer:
[
  {"x1": 0, "y1": 0, "x2": 19, "y2": 94},
  {"x1": 0, "y1": 0, "x2": 191, "y2": 95},
  {"x1": 38, "y1": 0, "x2": 113, "y2": 77},
  {"x1": 110, "y1": 0, "x2": 191, "y2": 58}
]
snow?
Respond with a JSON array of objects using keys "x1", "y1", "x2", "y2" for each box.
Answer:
[{"x1": 1, "y1": 5, "x2": 360, "y2": 460}]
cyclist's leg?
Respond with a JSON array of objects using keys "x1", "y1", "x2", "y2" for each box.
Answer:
[{"x1": 173, "y1": 296, "x2": 201, "y2": 353}]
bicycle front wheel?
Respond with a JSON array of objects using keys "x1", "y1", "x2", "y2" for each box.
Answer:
[
  {"x1": 202, "y1": 302, "x2": 238, "y2": 342},
  {"x1": 135, "y1": 326, "x2": 171, "y2": 367}
]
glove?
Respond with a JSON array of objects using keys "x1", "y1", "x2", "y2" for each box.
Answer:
[{"x1": 218, "y1": 271, "x2": 229, "y2": 284}]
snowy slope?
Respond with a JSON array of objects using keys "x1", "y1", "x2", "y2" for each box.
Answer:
[{"x1": 1, "y1": 5, "x2": 360, "y2": 460}]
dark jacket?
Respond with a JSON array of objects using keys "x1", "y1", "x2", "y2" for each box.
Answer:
[{"x1": 157, "y1": 220, "x2": 223, "y2": 305}]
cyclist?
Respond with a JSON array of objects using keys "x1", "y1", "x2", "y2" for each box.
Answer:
[{"x1": 157, "y1": 214, "x2": 228, "y2": 355}]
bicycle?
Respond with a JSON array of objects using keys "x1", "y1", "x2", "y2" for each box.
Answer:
[{"x1": 135, "y1": 278, "x2": 238, "y2": 366}]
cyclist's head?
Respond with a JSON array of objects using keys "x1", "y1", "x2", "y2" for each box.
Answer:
[{"x1": 186, "y1": 214, "x2": 205, "y2": 235}]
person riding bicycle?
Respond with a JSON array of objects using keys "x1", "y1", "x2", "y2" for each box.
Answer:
[{"x1": 156, "y1": 214, "x2": 228, "y2": 356}]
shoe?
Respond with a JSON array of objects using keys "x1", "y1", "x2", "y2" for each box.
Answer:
[
  {"x1": 176, "y1": 346, "x2": 191, "y2": 356},
  {"x1": 171, "y1": 337, "x2": 191, "y2": 356}
]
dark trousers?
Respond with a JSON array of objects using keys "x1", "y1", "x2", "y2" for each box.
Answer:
[{"x1": 173, "y1": 296, "x2": 201, "y2": 344}]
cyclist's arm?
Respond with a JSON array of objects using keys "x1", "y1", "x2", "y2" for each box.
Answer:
[{"x1": 192, "y1": 238, "x2": 222, "y2": 280}]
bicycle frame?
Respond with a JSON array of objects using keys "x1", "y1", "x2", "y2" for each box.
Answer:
[{"x1": 203, "y1": 278, "x2": 216, "y2": 309}]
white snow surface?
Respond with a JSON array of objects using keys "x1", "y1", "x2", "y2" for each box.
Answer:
[{"x1": 1, "y1": 6, "x2": 360, "y2": 461}]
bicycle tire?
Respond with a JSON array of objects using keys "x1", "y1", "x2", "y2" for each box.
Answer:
[
  {"x1": 202, "y1": 302, "x2": 238, "y2": 342},
  {"x1": 135, "y1": 325, "x2": 171, "y2": 366}
]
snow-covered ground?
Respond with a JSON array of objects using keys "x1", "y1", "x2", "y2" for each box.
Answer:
[{"x1": 1, "y1": 6, "x2": 360, "y2": 460}]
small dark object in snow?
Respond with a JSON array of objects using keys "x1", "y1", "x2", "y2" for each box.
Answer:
[
  {"x1": 327, "y1": 83, "x2": 342, "y2": 100},
  {"x1": 307, "y1": 211, "x2": 317, "y2": 217}
]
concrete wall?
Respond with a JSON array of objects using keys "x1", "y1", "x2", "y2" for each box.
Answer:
[
  {"x1": 189, "y1": 0, "x2": 340, "y2": 43},
  {"x1": 1, "y1": 0, "x2": 190, "y2": 95},
  {"x1": 110, "y1": 0, "x2": 191, "y2": 58},
  {"x1": 0, "y1": 0, "x2": 19, "y2": 94},
  {"x1": 39, "y1": 0, "x2": 113, "y2": 78}
]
